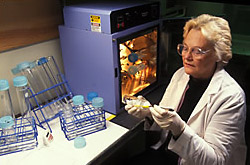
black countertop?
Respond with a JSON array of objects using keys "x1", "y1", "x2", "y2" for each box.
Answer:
[{"x1": 111, "y1": 82, "x2": 169, "y2": 129}]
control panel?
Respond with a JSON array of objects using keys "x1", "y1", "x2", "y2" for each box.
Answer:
[{"x1": 110, "y1": 2, "x2": 159, "y2": 33}]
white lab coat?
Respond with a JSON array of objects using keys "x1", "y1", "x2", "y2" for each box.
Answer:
[{"x1": 158, "y1": 66, "x2": 247, "y2": 165}]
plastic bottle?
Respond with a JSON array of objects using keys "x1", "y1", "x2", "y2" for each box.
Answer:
[
  {"x1": 72, "y1": 95, "x2": 88, "y2": 124},
  {"x1": 86, "y1": 92, "x2": 98, "y2": 117},
  {"x1": 37, "y1": 56, "x2": 68, "y2": 99},
  {"x1": 35, "y1": 57, "x2": 70, "y2": 119},
  {"x1": 13, "y1": 76, "x2": 32, "y2": 121},
  {"x1": 0, "y1": 79, "x2": 15, "y2": 119},
  {"x1": 16, "y1": 61, "x2": 58, "y2": 120},
  {"x1": 62, "y1": 103, "x2": 75, "y2": 130},
  {"x1": 0, "y1": 116, "x2": 16, "y2": 146},
  {"x1": 16, "y1": 61, "x2": 48, "y2": 104},
  {"x1": 72, "y1": 95, "x2": 85, "y2": 112},
  {"x1": 0, "y1": 79, "x2": 16, "y2": 145},
  {"x1": 87, "y1": 92, "x2": 98, "y2": 104},
  {"x1": 92, "y1": 97, "x2": 104, "y2": 123},
  {"x1": 12, "y1": 76, "x2": 35, "y2": 144}
]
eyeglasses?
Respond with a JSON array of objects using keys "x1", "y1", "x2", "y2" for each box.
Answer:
[{"x1": 177, "y1": 44, "x2": 210, "y2": 59}]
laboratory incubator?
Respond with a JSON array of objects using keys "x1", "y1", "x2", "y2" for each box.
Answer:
[{"x1": 59, "y1": 1, "x2": 160, "y2": 114}]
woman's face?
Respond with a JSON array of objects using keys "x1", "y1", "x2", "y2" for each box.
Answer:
[{"x1": 182, "y1": 29, "x2": 217, "y2": 79}]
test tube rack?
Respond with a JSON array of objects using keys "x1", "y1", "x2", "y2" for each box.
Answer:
[
  {"x1": 59, "y1": 103, "x2": 106, "y2": 141},
  {"x1": 0, "y1": 117, "x2": 38, "y2": 156},
  {"x1": 29, "y1": 76, "x2": 73, "y2": 133}
]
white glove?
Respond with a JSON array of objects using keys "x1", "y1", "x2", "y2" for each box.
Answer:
[
  {"x1": 149, "y1": 105, "x2": 186, "y2": 137},
  {"x1": 124, "y1": 95, "x2": 151, "y2": 119}
]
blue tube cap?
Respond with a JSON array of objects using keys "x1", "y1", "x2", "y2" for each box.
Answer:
[
  {"x1": 38, "y1": 57, "x2": 48, "y2": 65},
  {"x1": 92, "y1": 97, "x2": 104, "y2": 108},
  {"x1": 13, "y1": 76, "x2": 28, "y2": 87},
  {"x1": 17, "y1": 61, "x2": 30, "y2": 71},
  {"x1": 74, "y1": 136, "x2": 86, "y2": 149},
  {"x1": 0, "y1": 79, "x2": 9, "y2": 91},
  {"x1": 72, "y1": 95, "x2": 85, "y2": 106},
  {"x1": 11, "y1": 67, "x2": 20, "y2": 75},
  {"x1": 0, "y1": 116, "x2": 14, "y2": 129},
  {"x1": 127, "y1": 65, "x2": 138, "y2": 75},
  {"x1": 87, "y1": 92, "x2": 98, "y2": 102},
  {"x1": 29, "y1": 61, "x2": 37, "y2": 69},
  {"x1": 128, "y1": 53, "x2": 138, "y2": 63}
]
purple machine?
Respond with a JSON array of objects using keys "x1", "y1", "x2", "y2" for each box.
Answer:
[{"x1": 59, "y1": 1, "x2": 160, "y2": 114}]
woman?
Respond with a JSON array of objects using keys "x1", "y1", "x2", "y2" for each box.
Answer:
[{"x1": 125, "y1": 14, "x2": 247, "y2": 165}]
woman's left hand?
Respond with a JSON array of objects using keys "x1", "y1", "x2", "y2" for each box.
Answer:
[{"x1": 149, "y1": 105, "x2": 186, "y2": 138}]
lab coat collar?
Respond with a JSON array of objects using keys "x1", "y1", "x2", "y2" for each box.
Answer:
[
  {"x1": 187, "y1": 66, "x2": 224, "y2": 124},
  {"x1": 175, "y1": 72, "x2": 190, "y2": 109}
]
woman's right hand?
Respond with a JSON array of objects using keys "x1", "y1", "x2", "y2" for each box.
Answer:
[{"x1": 124, "y1": 96, "x2": 151, "y2": 119}]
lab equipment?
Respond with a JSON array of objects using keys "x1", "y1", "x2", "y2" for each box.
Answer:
[
  {"x1": 74, "y1": 136, "x2": 86, "y2": 149},
  {"x1": 12, "y1": 56, "x2": 73, "y2": 132},
  {"x1": 16, "y1": 61, "x2": 57, "y2": 119},
  {"x1": 0, "y1": 79, "x2": 15, "y2": 120},
  {"x1": 73, "y1": 95, "x2": 96, "y2": 118},
  {"x1": 0, "y1": 116, "x2": 16, "y2": 148},
  {"x1": 87, "y1": 92, "x2": 98, "y2": 103},
  {"x1": 59, "y1": 1, "x2": 160, "y2": 114},
  {"x1": 0, "y1": 79, "x2": 17, "y2": 147},
  {"x1": 72, "y1": 95, "x2": 86, "y2": 111},
  {"x1": 123, "y1": 95, "x2": 151, "y2": 109},
  {"x1": 13, "y1": 76, "x2": 32, "y2": 120},
  {"x1": 62, "y1": 103, "x2": 76, "y2": 131},
  {"x1": 0, "y1": 116, "x2": 38, "y2": 156},
  {"x1": 36, "y1": 56, "x2": 68, "y2": 100},
  {"x1": 16, "y1": 61, "x2": 48, "y2": 104},
  {"x1": 123, "y1": 95, "x2": 174, "y2": 111},
  {"x1": 92, "y1": 97, "x2": 105, "y2": 124},
  {"x1": 92, "y1": 97, "x2": 104, "y2": 116},
  {"x1": 0, "y1": 79, "x2": 38, "y2": 156},
  {"x1": 59, "y1": 96, "x2": 106, "y2": 141}
]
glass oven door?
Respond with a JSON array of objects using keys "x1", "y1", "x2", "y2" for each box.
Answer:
[{"x1": 118, "y1": 26, "x2": 159, "y2": 100}]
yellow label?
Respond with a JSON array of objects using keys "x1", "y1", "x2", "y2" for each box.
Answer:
[
  {"x1": 90, "y1": 15, "x2": 101, "y2": 23},
  {"x1": 106, "y1": 114, "x2": 116, "y2": 121}
]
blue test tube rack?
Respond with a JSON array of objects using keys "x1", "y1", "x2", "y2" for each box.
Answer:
[
  {"x1": 11, "y1": 56, "x2": 106, "y2": 142},
  {"x1": 28, "y1": 74, "x2": 73, "y2": 133},
  {"x1": 0, "y1": 117, "x2": 38, "y2": 156},
  {"x1": 59, "y1": 102, "x2": 106, "y2": 141}
]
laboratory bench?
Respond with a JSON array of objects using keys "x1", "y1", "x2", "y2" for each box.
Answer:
[
  {"x1": 0, "y1": 83, "x2": 168, "y2": 165},
  {"x1": 0, "y1": 116, "x2": 128, "y2": 165}
]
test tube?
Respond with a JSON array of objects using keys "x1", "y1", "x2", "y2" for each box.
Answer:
[
  {"x1": 0, "y1": 80, "x2": 17, "y2": 147},
  {"x1": 13, "y1": 76, "x2": 32, "y2": 120},
  {"x1": 16, "y1": 62, "x2": 56, "y2": 120},
  {"x1": 13, "y1": 76, "x2": 34, "y2": 140},
  {"x1": 92, "y1": 97, "x2": 104, "y2": 123},
  {"x1": 72, "y1": 95, "x2": 88, "y2": 124},
  {"x1": 36, "y1": 56, "x2": 68, "y2": 100},
  {"x1": 17, "y1": 62, "x2": 47, "y2": 104},
  {"x1": 0, "y1": 79, "x2": 15, "y2": 120}
]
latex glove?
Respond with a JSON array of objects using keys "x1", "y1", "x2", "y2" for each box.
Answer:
[
  {"x1": 149, "y1": 105, "x2": 186, "y2": 137},
  {"x1": 124, "y1": 95, "x2": 151, "y2": 119}
]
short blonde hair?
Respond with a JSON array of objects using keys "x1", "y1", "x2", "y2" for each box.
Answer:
[{"x1": 183, "y1": 14, "x2": 232, "y2": 66}]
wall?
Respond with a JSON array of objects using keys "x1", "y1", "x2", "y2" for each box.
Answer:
[
  {"x1": 0, "y1": 39, "x2": 64, "y2": 115},
  {"x1": 0, "y1": 0, "x2": 63, "y2": 52}
]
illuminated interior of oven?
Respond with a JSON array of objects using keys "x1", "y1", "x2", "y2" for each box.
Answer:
[{"x1": 119, "y1": 28, "x2": 157, "y2": 99}]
